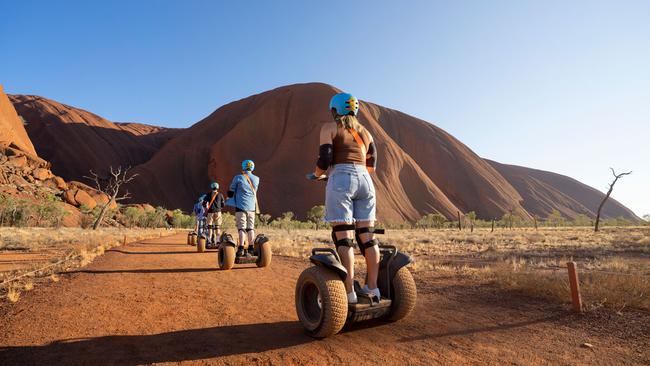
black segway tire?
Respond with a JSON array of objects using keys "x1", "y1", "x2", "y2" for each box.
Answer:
[
  {"x1": 218, "y1": 244, "x2": 236, "y2": 270},
  {"x1": 295, "y1": 266, "x2": 347, "y2": 338},
  {"x1": 387, "y1": 267, "x2": 417, "y2": 321}
]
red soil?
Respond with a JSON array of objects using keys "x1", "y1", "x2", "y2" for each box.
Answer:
[{"x1": 0, "y1": 233, "x2": 647, "y2": 365}]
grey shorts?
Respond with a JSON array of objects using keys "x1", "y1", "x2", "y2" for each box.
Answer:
[
  {"x1": 325, "y1": 164, "x2": 376, "y2": 224},
  {"x1": 206, "y1": 212, "x2": 222, "y2": 227},
  {"x1": 235, "y1": 211, "x2": 255, "y2": 230}
]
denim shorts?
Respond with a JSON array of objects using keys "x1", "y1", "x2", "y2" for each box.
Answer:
[{"x1": 325, "y1": 164, "x2": 376, "y2": 223}]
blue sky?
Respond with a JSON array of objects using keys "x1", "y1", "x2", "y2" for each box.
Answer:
[{"x1": 1, "y1": 0, "x2": 648, "y2": 217}]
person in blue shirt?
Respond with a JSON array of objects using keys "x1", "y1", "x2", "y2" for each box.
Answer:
[
  {"x1": 226, "y1": 159, "x2": 260, "y2": 257},
  {"x1": 192, "y1": 194, "x2": 206, "y2": 234}
]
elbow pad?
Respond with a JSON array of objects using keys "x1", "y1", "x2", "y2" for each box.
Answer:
[
  {"x1": 366, "y1": 142, "x2": 377, "y2": 169},
  {"x1": 316, "y1": 144, "x2": 333, "y2": 171},
  {"x1": 227, "y1": 190, "x2": 234, "y2": 198}
]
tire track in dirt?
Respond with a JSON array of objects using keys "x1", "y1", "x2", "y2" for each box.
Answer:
[{"x1": 0, "y1": 233, "x2": 646, "y2": 365}]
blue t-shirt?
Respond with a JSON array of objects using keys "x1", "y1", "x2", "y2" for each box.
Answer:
[
  {"x1": 226, "y1": 172, "x2": 259, "y2": 212},
  {"x1": 193, "y1": 202, "x2": 205, "y2": 218}
]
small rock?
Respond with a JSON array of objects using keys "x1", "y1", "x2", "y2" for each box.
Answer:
[
  {"x1": 74, "y1": 189, "x2": 97, "y2": 209},
  {"x1": 53, "y1": 176, "x2": 68, "y2": 190},
  {"x1": 33, "y1": 168, "x2": 52, "y2": 180},
  {"x1": 8, "y1": 155, "x2": 27, "y2": 167},
  {"x1": 581, "y1": 342, "x2": 594, "y2": 349},
  {"x1": 63, "y1": 189, "x2": 78, "y2": 206}
]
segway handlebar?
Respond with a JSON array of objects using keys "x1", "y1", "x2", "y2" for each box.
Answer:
[
  {"x1": 305, "y1": 173, "x2": 328, "y2": 181},
  {"x1": 311, "y1": 247, "x2": 341, "y2": 262}
]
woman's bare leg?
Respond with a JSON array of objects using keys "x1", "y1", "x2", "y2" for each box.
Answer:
[
  {"x1": 332, "y1": 221, "x2": 354, "y2": 293},
  {"x1": 356, "y1": 220, "x2": 379, "y2": 290}
]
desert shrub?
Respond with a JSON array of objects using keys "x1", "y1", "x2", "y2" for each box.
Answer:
[
  {"x1": 307, "y1": 205, "x2": 325, "y2": 230},
  {"x1": 122, "y1": 207, "x2": 143, "y2": 228},
  {"x1": 415, "y1": 213, "x2": 448, "y2": 230},
  {"x1": 33, "y1": 200, "x2": 68, "y2": 227},
  {"x1": 0, "y1": 195, "x2": 26, "y2": 226},
  {"x1": 545, "y1": 209, "x2": 566, "y2": 227},
  {"x1": 171, "y1": 209, "x2": 194, "y2": 228},
  {"x1": 142, "y1": 207, "x2": 168, "y2": 228},
  {"x1": 572, "y1": 214, "x2": 592, "y2": 227},
  {"x1": 258, "y1": 213, "x2": 271, "y2": 227},
  {"x1": 0, "y1": 195, "x2": 67, "y2": 227},
  {"x1": 601, "y1": 216, "x2": 635, "y2": 227}
]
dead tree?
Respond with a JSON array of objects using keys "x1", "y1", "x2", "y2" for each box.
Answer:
[
  {"x1": 594, "y1": 168, "x2": 631, "y2": 232},
  {"x1": 85, "y1": 166, "x2": 138, "y2": 230}
]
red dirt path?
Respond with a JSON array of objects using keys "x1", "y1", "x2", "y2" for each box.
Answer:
[{"x1": 0, "y1": 233, "x2": 647, "y2": 365}]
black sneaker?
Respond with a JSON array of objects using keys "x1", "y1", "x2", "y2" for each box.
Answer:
[
  {"x1": 247, "y1": 246, "x2": 255, "y2": 256},
  {"x1": 236, "y1": 246, "x2": 244, "y2": 257}
]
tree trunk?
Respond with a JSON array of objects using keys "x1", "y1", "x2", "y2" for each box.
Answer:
[
  {"x1": 595, "y1": 169, "x2": 631, "y2": 232},
  {"x1": 92, "y1": 202, "x2": 110, "y2": 230},
  {"x1": 457, "y1": 211, "x2": 462, "y2": 231},
  {"x1": 92, "y1": 195, "x2": 116, "y2": 230},
  {"x1": 491, "y1": 219, "x2": 495, "y2": 232},
  {"x1": 594, "y1": 185, "x2": 614, "y2": 232},
  {"x1": 534, "y1": 216, "x2": 538, "y2": 231}
]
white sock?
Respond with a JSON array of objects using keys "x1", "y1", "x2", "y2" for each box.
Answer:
[
  {"x1": 347, "y1": 291, "x2": 358, "y2": 304},
  {"x1": 362, "y1": 285, "x2": 381, "y2": 299}
]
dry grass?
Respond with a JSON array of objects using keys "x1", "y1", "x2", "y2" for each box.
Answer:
[
  {"x1": 262, "y1": 226, "x2": 649, "y2": 311},
  {"x1": 0, "y1": 227, "x2": 178, "y2": 302}
]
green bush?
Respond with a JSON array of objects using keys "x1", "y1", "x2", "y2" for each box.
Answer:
[{"x1": 0, "y1": 194, "x2": 68, "y2": 227}]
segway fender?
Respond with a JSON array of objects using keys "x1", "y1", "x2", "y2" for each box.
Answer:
[
  {"x1": 219, "y1": 232, "x2": 237, "y2": 247},
  {"x1": 254, "y1": 234, "x2": 269, "y2": 246},
  {"x1": 309, "y1": 248, "x2": 347, "y2": 282},
  {"x1": 377, "y1": 246, "x2": 413, "y2": 299}
]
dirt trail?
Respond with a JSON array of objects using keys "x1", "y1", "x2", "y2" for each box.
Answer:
[{"x1": 0, "y1": 233, "x2": 647, "y2": 365}]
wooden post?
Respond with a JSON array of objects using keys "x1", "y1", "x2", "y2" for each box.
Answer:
[
  {"x1": 123, "y1": 235, "x2": 127, "y2": 245},
  {"x1": 457, "y1": 211, "x2": 462, "y2": 231},
  {"x1": 491, "y1": 219, "x2": 495, "y2": 232},
  {"x1": 533, "y1": 216, "x2": 538, "y2": 231},
  {"x1": 567, "y1": 262, "x2": 583, "y2": 313}
]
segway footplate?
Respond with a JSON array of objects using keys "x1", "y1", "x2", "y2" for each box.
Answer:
[
  {"x1": 348, "y1": 297, "x2": 392, "y2": 322},
  {"x1": 235, "y1": 256, "x2": 258, "y2": 264}
]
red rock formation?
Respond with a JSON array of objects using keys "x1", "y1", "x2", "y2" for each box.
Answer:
[
  {"x1": 127, "y1": 83, "x2": 530, "y2": 221},
  {"x1": 11, "y1": 82, "x2": 638, "y2": 222},
  {"x1": 0, "y1": 85, "x2": 36, "y2": 155},
  {"x1": 486, "y1": 160, "x2": 639, "y2": 220},
  {"x1": 8, "y1": 95, "x2": 180, "y2": 181}
]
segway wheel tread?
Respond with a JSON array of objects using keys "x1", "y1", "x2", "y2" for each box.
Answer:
[
  {"x1": 197, "y1": 237, "x2": 206, "y2": 253},
  {"x1": 255, "y1": 241, "x2": 272, "y2": 268},
  {"x1": 218, "y1": 245, "x2": 236, "y2": 270},
  {"x1": 388, "y1": 267, "x2": 417, "y2": 321},
  {"x1": 296, "y1": 266, "x2": 347, "y2": 338}
]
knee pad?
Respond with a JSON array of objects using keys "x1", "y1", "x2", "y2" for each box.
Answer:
[
  {"x1": 331, "y1": 224, "x2": 355, "y2": 250},
  {"x1": 355, "y1": 227, "x2": 385, "y2": 255}
]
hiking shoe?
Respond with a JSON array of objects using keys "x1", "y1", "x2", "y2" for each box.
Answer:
[
  {"x1": 360, "y1": 285, "x2": 381, "y2": 299},
  {"x1": 247, "y1": 246, "x2": 255, "y2": 256},
  {"x1": 236, "y1": 246, "x2": 245, "y2": 257}
]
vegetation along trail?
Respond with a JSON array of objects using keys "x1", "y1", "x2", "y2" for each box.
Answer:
[{"x1": 0, "y1": 233, "x2": 647, "y2": 365}]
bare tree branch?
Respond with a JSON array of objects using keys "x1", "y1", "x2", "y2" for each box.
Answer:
[
  {"x1": 86, "y1": 166, "x2": 138, "y2": 230},
  {"x1": 595, "y1": 168, "x2": 632, "y2": 232}
]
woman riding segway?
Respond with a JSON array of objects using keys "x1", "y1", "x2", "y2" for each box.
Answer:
[
  {"x1": 307, "y1": 92, "x2": 380, "y2": 303},
  {"x1": 297, "y1": 92, "x2": 417, "y2": 338}
]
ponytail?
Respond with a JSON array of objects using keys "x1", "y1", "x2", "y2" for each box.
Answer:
[{"x1": 336, "y1": 114, "x2": 362, "y2": 131}]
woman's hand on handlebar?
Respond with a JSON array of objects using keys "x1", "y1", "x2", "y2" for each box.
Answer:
[{"x1": 306, "y1": 172, "x2": 328, "y2": 181}]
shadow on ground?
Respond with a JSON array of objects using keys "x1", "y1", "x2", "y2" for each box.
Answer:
[{"x1": 0, "y1": 321, "x2": 311, "y2": 365}]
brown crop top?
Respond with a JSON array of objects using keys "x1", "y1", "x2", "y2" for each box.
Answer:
[{"x1": 332, "y1": 124, "x2": 370, "y2": 165}]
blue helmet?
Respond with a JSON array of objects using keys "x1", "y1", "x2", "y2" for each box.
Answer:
[
  {"x1": 210, "y1": 182, "x2": 219, "y2": 190},
  {"x1": 242, "y1": 160, "x2": 255, "y2": 171},
  {"x1": 329, "y1": 92, "x2": 359, "y2": 116}
]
